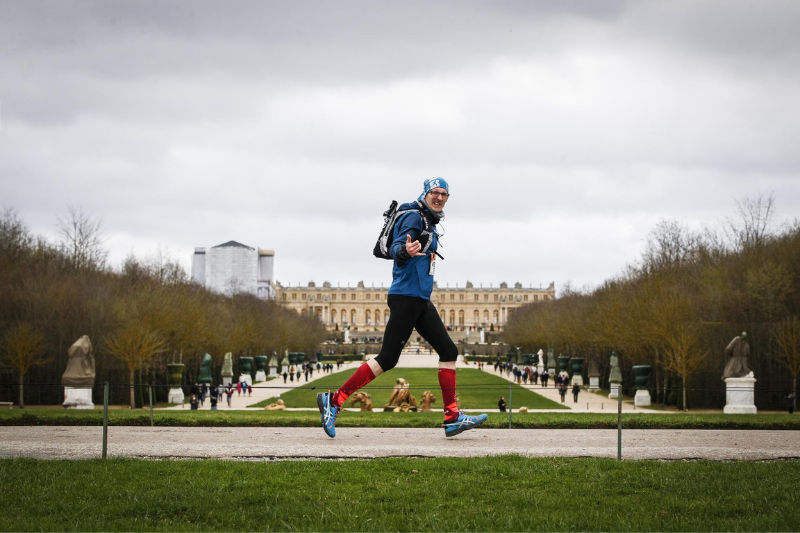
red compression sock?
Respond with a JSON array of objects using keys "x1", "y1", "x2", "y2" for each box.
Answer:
[
  {"x1": 331, "y1": 363, "x2": 376, "y2": 407},
  {"x1": 438, "y1": 368, "x2": 459, "y2": 422}
]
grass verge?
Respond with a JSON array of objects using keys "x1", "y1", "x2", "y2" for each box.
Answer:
[
  {"x1": 0, "y1": 456, "x2": 798, "y2": 531},
  {"x1": 1, "y1": 409, "x2": 799, "y2": 429},
  {"x1": 249, "y1": 368, "x2": 567, "y2": 410}
]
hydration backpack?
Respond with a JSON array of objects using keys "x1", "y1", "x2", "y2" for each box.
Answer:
[{"x1": 373, "y1": 200, "x2": 439, "y2": 260}]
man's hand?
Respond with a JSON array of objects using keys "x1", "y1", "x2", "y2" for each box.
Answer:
[{"x1": 405, "y1": 234, "x2": 425, "y2": 257}]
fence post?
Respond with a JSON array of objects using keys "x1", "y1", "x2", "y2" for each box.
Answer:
[
  {"x1": 102, "y1": 382, "x2": 109, "y2": 459},
  {"x1": 617, "y1": 389, "x2": 622, "y2": 461},
  {"x1": 149, "y1": 386, "x2": 154, "y2": 427},
  {"x1": 508, "y1": 382, "x2": 513, "y2": 429}
]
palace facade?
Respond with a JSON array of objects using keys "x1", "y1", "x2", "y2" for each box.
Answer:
[{"x1": 275, "y1": 281, "x2": 555, "y2": 332}]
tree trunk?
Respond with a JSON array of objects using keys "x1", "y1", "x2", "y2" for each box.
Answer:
[
  {"x1": 682, "y1": 377, "x2": 688, "y2": 412},
  {"x1": 18, "y1": 373, "x2": 24, "y2": 409},
  {"x1": 129, "y1": 369, "x2": 136, "y2": 409}
]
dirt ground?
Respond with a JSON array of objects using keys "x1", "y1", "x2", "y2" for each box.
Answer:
[{"x1": 2, "y1": 426, "x2": 798, "y2": 461}]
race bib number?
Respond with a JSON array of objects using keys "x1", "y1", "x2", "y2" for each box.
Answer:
[{"x1": 429, "y1": 253, "x2": 436, "y2": 276}]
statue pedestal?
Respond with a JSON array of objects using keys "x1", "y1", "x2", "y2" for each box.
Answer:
[
  {"x1": 269, "y1": 368, "x2": 278, "y2": 377},
  {"x1": 571, "y1": 375, "x2": 584, "y2": 386},
  {"x1": 724, "y1": 376, "x2": 757, "y2": 414},
  {"x1": 222, "y1": 377, "x2": 232, "y2": 386},
  {"x1": 63, "y1": 387, "x2": 94, "y2": 409},
  {"x1": 609, "y1": 383, "x2": 621, "y2": 399},
  {"x1": 239, "y1": 374, "x2": 252, "y2": 386},
  {"x1": 634, "y1": 389, "x2": 651, "y2": 407},
  {"x1": 168, "y1": 388, "x2": 184, "y2": 404},
  {"x1": 255, "y1": 371, "x2": 267, "y2": 382},
  {"x1": 537, "y1": 362, "x2": 544, "y2": 374},
  {"x1": 589, "y1": 377, "x2": 600, "y2": 391}
]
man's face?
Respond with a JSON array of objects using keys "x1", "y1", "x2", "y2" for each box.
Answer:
[{"x1": 425, "y1": 187, "x2": 449, "y2": 213}]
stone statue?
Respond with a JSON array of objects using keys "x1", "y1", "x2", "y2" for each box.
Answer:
[
  {"x1": 608, "y1": 351, "x2": 623, "y2": 399},
  {"x1": 419, "y1": 390, "x2": 436, "y2": 412},
  {"x1": 62, "y1": 335, "x2": 95, "y2": 409},
  {"x1": 198, "y1": 353, "x2": 213, "y2": 383},
  {"x1": 609, "y1": 352, "x2": 622, "y2": 383},
  {"x1": 221, "y1": 353, "x2": 234, "y2": 378},
  {"x1": 385, "y1": 378, "x2": 417, "y2": 411},
  {"x1": 349, "y1": 392, "x2": 373, "y2": 411},
  {"x1": 722, "y1": 332, "x2": 752, "y2": 380},
  {"x1": 264, "y1": 399, "x2": 286, "y2": 411},
  {"x1": 62, "y1": 335, "x2": 95, "y2": 387}
]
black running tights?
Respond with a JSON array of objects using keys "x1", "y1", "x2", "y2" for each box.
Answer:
[{"x1": 373, "y1": 294, "x2": 458, "y2": 372}]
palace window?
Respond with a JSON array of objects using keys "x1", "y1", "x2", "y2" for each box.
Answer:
[
  {"x1": 302, "y1": 294, "x2": 307, "y2": 300},
  {"x1": 365, "y1": 310, "x2": 372, "y2": 324},
  {"x1": 524, "y1": 295, "x2": 528, "y2": 301},
  {"x1": 473, "y1": 310, "x2": 479, "y2": 324},
  {"x1": 351, "y1": 294, "x2": 356, "y2": 301},
  {"x1": 450, "y1": 294, "x2": 454, "y2": 302},
  {"x1": 332, "y1": 294, "x2": 337, "y2": 301},
  {"x1": 331, "y1": 309, "x2": 337, "y2": 323},
  {"x1": 474, "y1": 294, "x2": 479, "y2": 302},
  {"x1": 459, "y1": 294, "x2": 464, "y2": 301},
  {"x1": 534, "y1": 294, "x2": 538, "y2": 302},
  {"x1": 366, "y1": 293, "x2": 371, "y2": 300},
  {"x1": 484, "y1": 294, "x2": 488, "y2": 302},
  {"x1": 494, "y1": 294, "x2": 498, "y2": 302},
  {"x1": 458, "y1": 310, "x2": 465, "y2": 325},
  {"x1": 292, "y1": 293, "x2": 297, "y2": 300}
]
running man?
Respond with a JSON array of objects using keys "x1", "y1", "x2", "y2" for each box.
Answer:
[{"x1": 317, "y1": 177, "x2": 488, "y2": 438}]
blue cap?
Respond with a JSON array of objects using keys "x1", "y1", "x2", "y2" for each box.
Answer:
[{"x1": 422, "y1": 177, "x2": 449, "y2": 197}]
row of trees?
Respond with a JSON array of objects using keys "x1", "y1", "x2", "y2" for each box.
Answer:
[
  {"x1": 0, "y1": 207, "x2": 326, "y2": 408},
  {"x1": 506, "y1": 195, "x2": 800, "y2": 411}
]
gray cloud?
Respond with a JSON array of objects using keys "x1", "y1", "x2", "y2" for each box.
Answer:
[{"x1": 1, "y1": 1, "x2": 799, "y2": 290}]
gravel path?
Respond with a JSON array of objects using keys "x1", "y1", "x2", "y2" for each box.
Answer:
[{"x1": 2, "y1": 427, "x2": 798, "y2": 461}]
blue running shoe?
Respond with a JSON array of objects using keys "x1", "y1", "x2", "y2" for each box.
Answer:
[
  {"x1": 317, "y1": 392, "x2": 339, "y2": 438},
  {"x1": 443, "y1": 412, "x2": 488, "y2": 437}
]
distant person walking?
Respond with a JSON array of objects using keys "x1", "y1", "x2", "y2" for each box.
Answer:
[
  {"x1": 572, "y1": 383, "x2": 581, "y2": 403},
  {"x1": 558, "y1": 381, "x2": 568, "y2": 403}
]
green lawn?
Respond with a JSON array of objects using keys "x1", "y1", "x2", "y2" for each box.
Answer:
[
  {"x1": 249, "y1": 367, "x2": 566, "y2": 410},
  {"x1": 3, "y1": 409, "x2": 799, "y2": 430},
  {"x1": 1, "y1": 456, "x2": 798, "y2": 531}
]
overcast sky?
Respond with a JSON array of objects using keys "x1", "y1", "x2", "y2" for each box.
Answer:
[{"x1": 2, "y1": 1, "x2": 799, "y2": 293}]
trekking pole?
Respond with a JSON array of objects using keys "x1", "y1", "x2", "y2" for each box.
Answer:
[
  {"x1": 617, "y1": 389, "x2": 622, "y2": 461},
  {"x1": 102, "y1": 382, "x2": 109, "y2": 459},
  {"x1": 149, "y1": 386, "x2": 154, "y2": 427},
  {"x1": 508, "y1": 382, "x2": 513, "y2": 429}
]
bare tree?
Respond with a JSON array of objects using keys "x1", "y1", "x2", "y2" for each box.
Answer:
[
  {"x1": 105, "y1": 324, "x2": 167, "y2": 409},
  {"x1": 57, "y1": 205, "x2": 108, "y2": 271},
  {"x1": 651, "y1": 285, "x2": 708, "y2": 411},
  {"x1": 725, "y1": 193, "x2": 777, "y2": 254},
  {"x1": 772, "y1": 316, "x2": 800, "y2": 413},
  {"x1": 0, "y1": 324, "x2": 50, "y2": 408},
  {"x1": 0, "y1": 207, "x2": 33, "y2": 261}
]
